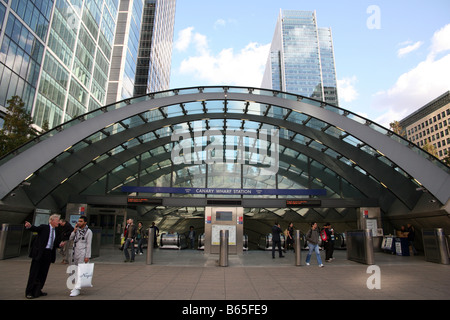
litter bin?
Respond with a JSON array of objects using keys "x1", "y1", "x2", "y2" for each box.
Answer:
[
  {"x1": 346, "y1": 229, "x2": 375, "y2": 265},
  {"x1": 90, "y1": 227, "x2": 101, "y2": 258},
  {"x1": 422, "y1": 228, "x2": 449, "y2": 265},
  {"x1": 0, "y1": 224, "x2": 24, "y2": 260}
]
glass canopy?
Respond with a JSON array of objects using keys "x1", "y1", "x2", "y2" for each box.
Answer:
[{"x1": 1, "y1": 86, "x2": 448, "y2": 216}]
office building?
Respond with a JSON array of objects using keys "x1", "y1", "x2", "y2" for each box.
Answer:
[
  {"x1": 134, "y1": 0, "x2": 176, "y2": 96},
  {"x1": 261, "y1": 10, "x2": 339, "y2": 106},
  {"x1": 0, "y1": 0, "x2": 175, "y2": 130},
  {"x1": 399, "y1": 91, "x2": 450, "y2": 160}
]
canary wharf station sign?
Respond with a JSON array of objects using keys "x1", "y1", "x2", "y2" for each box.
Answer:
[{"x1": 121, "y1": 186, "x2": 326, "y2": 196}]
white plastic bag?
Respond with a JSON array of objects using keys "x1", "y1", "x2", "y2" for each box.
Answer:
[{"x1": 76, "y1": 263, "x2": 94, "y2": 288}]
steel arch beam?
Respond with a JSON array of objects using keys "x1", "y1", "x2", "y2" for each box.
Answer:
[
  {"x1": 23, "y1": 112, "x2": 415, "y2": 209},
  {"x1": 27, "y1": 132, "x2": 370, "y2": 208},
  {"x1": 0, "y1": 89, "x2": 449, "y2": 205}
]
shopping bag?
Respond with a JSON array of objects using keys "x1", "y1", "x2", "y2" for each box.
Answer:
[{"x1": 76, "y1": 263, "x2": 94, "y2": 288}]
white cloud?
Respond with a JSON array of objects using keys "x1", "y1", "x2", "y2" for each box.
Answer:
[
  {"x1": 214, "y1": 18, "x2": 238, "y2": 29},
  {"x1": 174, "y1": 27, "x2": 194, "y2": 52},
  {"x1": 337, "y1": 76, "x2": 359, "y2": 103},
  {"x1": 177, "y1": 28, "x2": 270, "y2": 87},
  {"x1": 430, "y1": 23, "x2": 450, "y2": 58},
  {"x1": 214, "y1": 19, "x2": 226, "y2": 29},
  {"x1": 371, "y1": 24, "x2": 450, "y2": 127},
  {"x1": 397, "y1": 41, "x2": 423, "y2": 58}
]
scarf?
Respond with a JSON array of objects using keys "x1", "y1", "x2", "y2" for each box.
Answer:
[{"x1": 73, "y1": 226, "x2": 89, "y2": 248}]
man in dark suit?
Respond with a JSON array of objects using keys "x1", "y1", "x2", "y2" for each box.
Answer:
[
  {"x1": 24, "y1": 214, "x2": 62, "y2": 299},
  {"x1": 272, "y1": 221, "x2": 285, "y2": 259}
]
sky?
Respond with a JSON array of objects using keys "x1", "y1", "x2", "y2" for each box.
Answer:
[{"x1": 169, "y1": 0, "x2": 450, "y2": 127}]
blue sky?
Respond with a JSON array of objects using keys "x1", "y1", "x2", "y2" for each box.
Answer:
[{"x1": 170, "y1": 0, "x2": 450, "y2": 127}]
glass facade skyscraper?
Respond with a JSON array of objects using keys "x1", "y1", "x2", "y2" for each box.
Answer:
[
  {"x1": 262, "y1": 10, "x2": 339, "y2": 106},
  {"x1": 106, "y1": 0, "x2": 144, "y2": 104},
  {"x1": 0, "y1": 0, "x2": 175, "y2": 130},
  {"x1": 134, "y1": 0, "x2": 175, "y2": 95}
]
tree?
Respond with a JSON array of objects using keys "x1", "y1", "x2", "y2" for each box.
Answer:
[
  {"x1": 389, "y1": 120, "x2": 405, "y2": 136},
  {"x1": 0, "y1": 95, "x2": 39, "y2": 157},
  {"x1": 443, "y1": 126, "x2": 450, "y2": 166},
  {"x1": 422, "y1": 141, "x2": 438, "y2": 158}
]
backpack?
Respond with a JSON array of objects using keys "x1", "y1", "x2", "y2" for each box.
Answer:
[{"x1": 320, "y1": 229, "x2": 328, "y2": 242}]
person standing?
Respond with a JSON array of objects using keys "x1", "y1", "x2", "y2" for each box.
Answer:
[
  {"x1": 24, "y1": 214, "x2": 62, "y2": 299},
  {"x1": 305, "y1": 222, "x2": 324, "y2": 267},
  {"x1": 151, "y1": 221, "x2": 159, "y2": 248},
  {"x1": 272, "y1": 222, "x2": 285, "y2": 259},
  {"x1": 406, "y1": 223, "x2": 418, "y2": 255},
  {"x1": 58, "y1": 218, "x2": 74, "y2": 264},
  {"x1": 322, "y1": 222, "x2": 335, "y2": 262},
  {"x1": 188, "y1": 226, "x2": 196, "y2": 249},
  {"x1": 123, "y1": 218, "x2": 137, "y2": 262},
  {"x1": 69, "y1": 215, "x2": 92, "y2": 297},
  {"x1": 286, "y1": 222, "x2": 295, "y2": 252}
]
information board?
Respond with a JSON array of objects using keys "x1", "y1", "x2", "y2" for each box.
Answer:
[{"x1": 211, "y1": 225, "x2": 236, "y2": 245}]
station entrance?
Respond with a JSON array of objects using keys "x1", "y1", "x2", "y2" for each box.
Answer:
[{"x1": 64, "y1": 195, "x2": 383, "y2": 255}]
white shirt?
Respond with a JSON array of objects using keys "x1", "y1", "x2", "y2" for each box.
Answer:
[{"x1": 46, "y1": 225, "x2": 55, "y2": 249}]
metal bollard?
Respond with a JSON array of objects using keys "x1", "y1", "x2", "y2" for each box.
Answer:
[
  {"x1": 364, "y1": 229, "x2": 375, "y2": 265},
  {"x1": 219, "y1": 230, "x2": 229, "y2": 267},
  {"x1": 146, "y1": 227, "x2": 155, "y2": 265},
  {"x1": 295, "y1": 230, "x2": 302, "y2": 266}
]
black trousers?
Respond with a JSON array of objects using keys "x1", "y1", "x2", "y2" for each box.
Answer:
[
  {"x1": 272, "y1": 240, "x2": 283, "y2": 257},
  {"x1": 26, "y1": 249, "x2": 52, "y2": 297},
  {"x1": 324, "y1": 241, "x2": 335, "y2": 261}
]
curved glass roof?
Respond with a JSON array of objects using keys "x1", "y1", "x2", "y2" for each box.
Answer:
[{"x1": 0, "y1": 86, "x2": 449, "y2": 217}]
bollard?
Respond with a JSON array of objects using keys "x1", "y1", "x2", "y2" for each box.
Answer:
[
  {"x1": 219, "y1": 229, "x2": 229, "y2": 267},
  {"x1": 295, "y1": 230, "x2": 302, "y2": 266},
  {"x1": 364, "y1": 229, "x2": 375, "y2": 265},
  {"x1": 146, "y1": 227, "x2": 155, "y2": 265}
]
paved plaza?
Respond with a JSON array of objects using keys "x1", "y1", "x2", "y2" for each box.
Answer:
[{"x1": 0, "y1": 246, "x2": 449, "y2": 301}]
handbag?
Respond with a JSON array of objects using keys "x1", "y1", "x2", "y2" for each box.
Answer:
[{"x1": 76, "y1": 263, "x2": 94, "y2": 288}]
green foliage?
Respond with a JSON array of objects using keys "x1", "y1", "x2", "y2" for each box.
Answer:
[{"x1": 0, "y1": 96, "x2": 39, "y2": 157}]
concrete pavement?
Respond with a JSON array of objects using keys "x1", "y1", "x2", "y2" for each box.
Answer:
[{"x1": 0, "y1": 246, "x2": 449, "y2": 301}]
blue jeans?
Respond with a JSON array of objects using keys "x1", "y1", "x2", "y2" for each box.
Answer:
[
  {"x1": 306, "y1": 243, "x2": 323, "y2": 265},
  {"x1": 124, "y1": 238, "x2": 135, "y2": 261}
]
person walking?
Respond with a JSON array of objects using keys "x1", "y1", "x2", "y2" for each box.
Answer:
[
  {"x1": 136, "y1": 222, "x2": 146, "y2": 255},
  {"x1": 123, "y1": 218, "x2": 137, "y2": 262},
  {"x1": 305, "y1": 222, "x2": 324, "y2": 267},
  {"x1": 69, "y1": 215, "x2": 92, "y2": 297},
  {"x1": 272, "y1": 222, "x2": 285, "y2": 259},
  {"x1": 24, "y1": 214, "x2": 62, "y2": 299}
]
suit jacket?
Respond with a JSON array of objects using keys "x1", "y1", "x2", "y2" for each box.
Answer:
[
  {"x1": 272, "y1": 225, "x2": 282, "y2": 242},
  {"x1": 28, "y1": 224, "x2": 61, "y2": 263}
]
